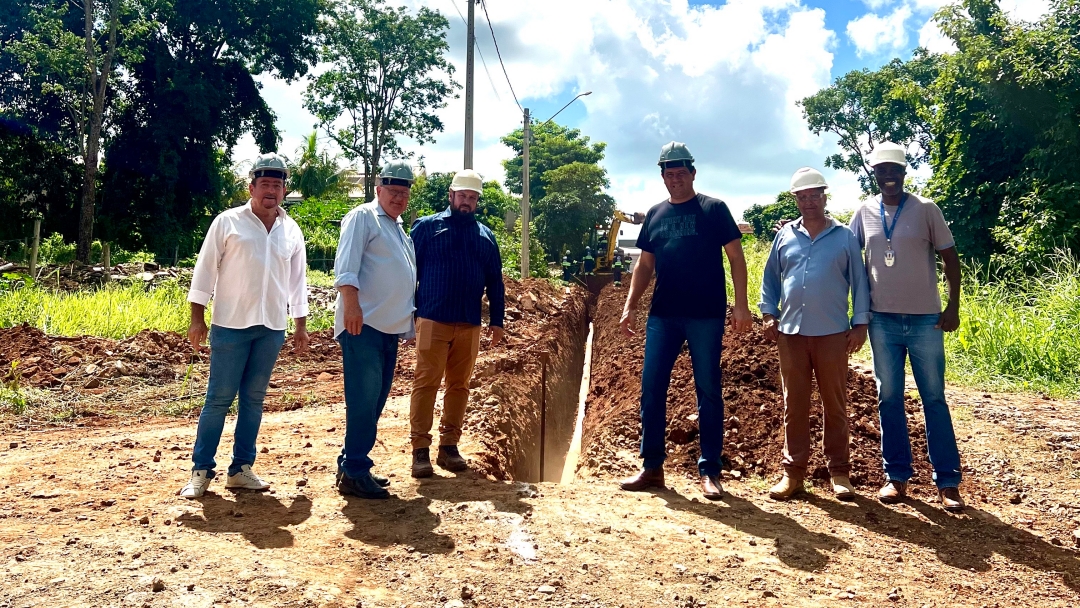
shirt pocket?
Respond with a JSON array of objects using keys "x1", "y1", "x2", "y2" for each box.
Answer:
[{"x1": 270, "y1": 231, "x2": 294, "y2": 260}]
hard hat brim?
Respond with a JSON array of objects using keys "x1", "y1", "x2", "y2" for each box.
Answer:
[
  {"x1": 449, "y1": 185, "x2": 483, "y2": 194},
  {"x1": 790, "y1": 184, "x2": 828, "y2": 193}
]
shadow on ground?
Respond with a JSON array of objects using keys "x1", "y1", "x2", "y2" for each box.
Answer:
[
  {"x1": 176, "y1": 491, "x2": 313, "y2": 549},
  {"x1": 806, "y1": 494, "x2": 1080, "y2": 591},
  {"x1": 652, "y1": 488, "x2": 850, "y2": 571}
]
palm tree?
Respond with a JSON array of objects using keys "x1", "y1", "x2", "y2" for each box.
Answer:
[{"x1": 290, "y1": 132, "x2": 344, "y2": 199}]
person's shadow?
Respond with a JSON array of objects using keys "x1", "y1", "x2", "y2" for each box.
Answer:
[
  {"x1": 177, "y1": 491, "x2": 312, "y2": 549},
  {"x1": 341, "y1": 489, "x2": 457, "y2": 554},
  {"x1": 806, "y1": 494, "x2": 1080, "y2": 591},
  {"x1": 652, "y1": 488, "x2": 849, "y2": 571}
]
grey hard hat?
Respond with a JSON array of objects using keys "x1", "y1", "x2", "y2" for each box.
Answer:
[
  {"x1": 249, "y1": 153, "x2": 290, "y2": 181},
  {"x1": 658, "y1": 141, "x2": 695, "y2": 169},
  {"x1": 379, "y1": 160, "x2": 416, "y2": 185}
]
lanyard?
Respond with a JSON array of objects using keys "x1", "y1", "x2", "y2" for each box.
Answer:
[{"x1": 879, "y1": 193, "x2": 909, "y2": 244}]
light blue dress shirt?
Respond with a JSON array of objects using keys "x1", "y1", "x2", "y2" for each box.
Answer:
[
  {"x1": 759, "y1": 217, "x2": 872, "y2": 336},
  {"x1": 334, "y1": 202, "x2": 417, "y2": 339}
]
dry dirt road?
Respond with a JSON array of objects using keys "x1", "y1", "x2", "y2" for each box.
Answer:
[{"x1": 3, "y1": 381, "x2": 1080, "y2": 608}]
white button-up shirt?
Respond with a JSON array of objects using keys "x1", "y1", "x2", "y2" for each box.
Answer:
[
  {"x1": 334, "y1": 201, "x2": 417, "y2": 338},
  {"x1": 188, "y1": 201, "x2": 309, "y2": 330}
]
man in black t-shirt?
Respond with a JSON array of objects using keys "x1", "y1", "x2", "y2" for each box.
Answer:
[{"x1": 619, "y1": 141, "x2": 753, "y2": 500}]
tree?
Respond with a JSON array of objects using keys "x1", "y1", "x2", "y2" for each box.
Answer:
[
  {"x1": 305, "y1": 0, "x2": 457, "y2": 202},
  {"x1": 742, "y1": 192, "x2": 800, "y2": 241},
  {"x1": 799, "y1": 51, "x2": 940, "y2": 196},
  {"x1": 290, "y1": 132, "x2": 344, "y2": 200},
  {"x1": 99, "y1": 0, "x2": 324, "y2": 259},
  {"x1": 534, "y1": 161, "x2": 615, "y2": 258},
  {"x1": 500, "y1": 121, "x2": 606, "y2": 200},
  {"x1": 3, "y1": 0, "x2": 123, "y2": 262}
]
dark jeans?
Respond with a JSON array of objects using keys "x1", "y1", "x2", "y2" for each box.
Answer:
[
  {"x1": 191, "y1": 325, "x2": 285, "y2": 477},
  {"x1": 639, "y1": 315, "x2": 726, "y2": 476},
  {"x1": 869, "y1": 313, "x2": 962, "y2": 488},
  {"x1": 337, "y1": 325, "x2": 399, "y2": 478}
]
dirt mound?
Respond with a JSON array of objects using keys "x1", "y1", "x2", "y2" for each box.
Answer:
[
  {"x1": 0, "y1": 324, "x2": 191, "y2": 389},
  {"x1": 581, "y1": 284, "x2": 934, "y2": 492}
]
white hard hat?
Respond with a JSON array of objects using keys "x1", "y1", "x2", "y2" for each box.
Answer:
[
  {"x1": 450, "y1": 169, "x2": 483, "y2": 194},
  {"x1": 790, "y1": 167, "x2": 828, "y2": 193},
  {"x1": 868, "y1": 142, "x2": 908, "y2": 167}
]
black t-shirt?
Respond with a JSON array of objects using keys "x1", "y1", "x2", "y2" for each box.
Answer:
[{"x1": 636, "y1": 193, "x2": 741, "y2": 318}]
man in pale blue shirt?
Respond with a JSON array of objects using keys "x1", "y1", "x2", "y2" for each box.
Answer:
[
  {"x1": 759, "y1": 168, "x2": 871, "y2": 501},
  {"x1": 333, "y1": 160, "x2": 418, "y2": 499}
]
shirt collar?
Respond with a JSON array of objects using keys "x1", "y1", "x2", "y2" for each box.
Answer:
[
  {"x1": 374, "y1": 201, "x2": 404, "y2": 224},
  {"x1": 791, "y1": 216, "x2": 840, "y2": 239},
  {"x1": 244, "y1": 199, "x2": 286, "y2": 224}
]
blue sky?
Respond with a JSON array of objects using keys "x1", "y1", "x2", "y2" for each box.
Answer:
[{"x1": 239, "y1": 0, "x2": 1050, "y2": 220}]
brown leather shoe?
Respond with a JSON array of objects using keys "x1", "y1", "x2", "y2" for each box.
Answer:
[
  {"x1": 878, "y1": 480, "x2": 907, "y2": 504},
  {"x1": 700, "y1": 475, "x2": 723, "y2": 500},
  {"x1": 411, "y1": 448, "x2": 434, "y2": 478},
  {"x1": 939, "y1": 487, "x2": 965, "y2": 512},
  {"x1": 436, "y1": 445, "x2": 469, "y2": 472},
  {"x1": 619, "y1": 467, "x2": 664, "y2": 491}
]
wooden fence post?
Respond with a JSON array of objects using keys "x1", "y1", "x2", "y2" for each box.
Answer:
[{"x1": 29, "y1": 218, "x2": 41, "y2": 278}]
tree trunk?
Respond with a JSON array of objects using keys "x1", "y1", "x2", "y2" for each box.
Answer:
[{"x1": 77, "y1": 140, "x2": 99, "y2": 263}]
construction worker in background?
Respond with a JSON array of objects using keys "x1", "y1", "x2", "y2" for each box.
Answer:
[
  {"x1": 583, "y1": 247, "x2": 595, "y2": 275},
  {"x1": 408, "y1": 169, "x2": 505, "y2": 478},
  {"x1": 759, "y1": 168, "x2": 870, "y2": 502},
  {"x1": 562, "y1": 250, "x2": 573, "y2": 282},
  {"x1": 181, "y1": 153, "x2": 309, "y2": 499},
  {"x1": 598, "y1": 233, "x2": 609, "y2": 262},
  {"x1": 850, "y1": 142, "x2": 966, "y2": 512},
  {"x1": 619, "y1": 141, "x2": 753, "y2": 501},
  {"x1": 333, "y1": 160, "x2": 418, "y2": 499},
  {"x1": 612, "y1": 249, "x2": 624, "y2": 287}
]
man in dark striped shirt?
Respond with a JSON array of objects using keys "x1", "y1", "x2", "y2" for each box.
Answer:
[{"x1": 408, "y1": 169, "x2": 506, "y2": 478}]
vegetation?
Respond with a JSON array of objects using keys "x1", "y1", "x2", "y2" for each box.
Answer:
[{"x1": 801, "y1": 0, "x2": 1080, "y2": 268}]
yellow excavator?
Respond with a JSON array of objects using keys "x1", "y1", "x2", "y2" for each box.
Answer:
[{"x1": 596, "y1": 210, "x2": 644, "y2": 273}]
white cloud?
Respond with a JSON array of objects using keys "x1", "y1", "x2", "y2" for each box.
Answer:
[
  {"x1": 999, "y1": 0, "x2": 1051, "y2": 22},
  {"x1": 240, "y1": 0, "x2": 844, "y2": 221},
  {"x1": 846, "y1": 5, "x2": 912, "y2": 57},
  {"x1": 917, "y1": 17, "x2": 956, "y2": 54}
]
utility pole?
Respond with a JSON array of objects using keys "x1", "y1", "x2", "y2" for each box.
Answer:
[
  {"x1": 520, "y1": 108, "x2": 530, "y2": 278},
  {"x1": 464, "y1": 0, "x2": 476, "y2": 169}
]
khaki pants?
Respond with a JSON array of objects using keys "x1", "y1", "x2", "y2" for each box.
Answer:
[
  {"x1": 410, "y1": 318, "x2": 482, "y2": 450},
  {"x1": 777, "y1": 332, "x2": 851, "y2": 477}
]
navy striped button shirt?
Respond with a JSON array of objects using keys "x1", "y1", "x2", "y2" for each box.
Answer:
[{"x1": 411, "y1": 208, "x2": 506, "y2": 327}]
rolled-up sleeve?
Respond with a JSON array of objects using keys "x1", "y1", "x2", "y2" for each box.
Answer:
[
  {"x1": 334, "y1": 210, "x2": 367, "y2": 291},
  {"x1": 848, "y1": 231, "x2": 872, "y2": 326},
  {"x1": 188, "y1": 216, "x2": 223, "y2": 306},
  {"x1": 288, "y1": 229, "x2": 309, "y2": 319},
  {"x1": 486, "y1": 236, "x2": 506, "y2": 328},
  {"x1": 758, "y1": 231, "x2": 784, "y2": 319}
]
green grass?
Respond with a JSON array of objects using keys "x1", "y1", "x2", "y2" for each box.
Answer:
[
  {"x1": 307, "y1": 269, "x2": 336, "y2": 288},
  {"x1": 0, "y1": 280, "x2": 191, "y2": 338}
]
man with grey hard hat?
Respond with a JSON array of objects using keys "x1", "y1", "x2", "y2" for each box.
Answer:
[
  {"x1": 760, "y1": 167, "x2": 870, "y2": 502},
  {"x1": 849, "y1": 142, "x2": 965, "y2": 511},
  {"x1": 333, "y1": 160, "x2": 418, "y2": 499},
  {"x1": 407, "y1": 169, "x2": 505, "y2": 478},
  {"x1": 619, "y1": 141, "x2": 753, "y2": 501},
  {"x1": 181, "y1": 152, "x2": 310, "y2": 499}
]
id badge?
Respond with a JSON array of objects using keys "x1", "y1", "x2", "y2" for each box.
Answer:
[{"x1": 884, "y1": 248, "x2": 895, "y2": 267}]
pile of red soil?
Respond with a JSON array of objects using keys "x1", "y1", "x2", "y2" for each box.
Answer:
[
  {"x1": 581, "y1": 284, "x2": 934, "y2": 491},
  {"x1": 0, "y1": 324, "x2": 190, "y2": 388}
]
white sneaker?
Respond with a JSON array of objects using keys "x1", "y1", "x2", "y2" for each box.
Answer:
[
  {"x1": 180, "y1": 470, "x2": 212, "y2": 499},
  {"x1": 225, "y1": 465, "x2": 270, "y2": 491}
]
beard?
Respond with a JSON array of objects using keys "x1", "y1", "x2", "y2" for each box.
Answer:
[{"x1": 450, "y1": 204, "x2": 476, "y2": 219}]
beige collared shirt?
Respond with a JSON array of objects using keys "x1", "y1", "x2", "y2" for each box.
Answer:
[{"x1": 188, "y1": 201, "x2": 309, "y2": 330}]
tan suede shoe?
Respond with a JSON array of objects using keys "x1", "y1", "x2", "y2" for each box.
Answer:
[
  {"x1": 830, "y1": 475, "x2": 856, "y2": 501},
  {"x1": 768, "y1": 475, "x2": 805, "y2": 500}
]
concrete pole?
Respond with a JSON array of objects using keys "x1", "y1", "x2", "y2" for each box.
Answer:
[
  {"x1": 29, "y1": 218, "x2": 41, "y2": 278},
  {"x1": 464, "y1": 0, "x2": 475, "y2": 169},
  {"x1": 520, "y1": 108, "x2": 530, "y2": 278}
]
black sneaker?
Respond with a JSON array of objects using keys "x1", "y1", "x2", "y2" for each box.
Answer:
[
  {"x1": 412, "y1": 448, "x2": 434, "y2": 478},
  {"x1": 436, "y1": 445, "x2": 468, "y2": 472},
  {"x1": 337, "y1": 471, "x2": 390, "y2": 499},
  {"x1": 337, "y1": 469, "x2": 390, "y2": 488}
]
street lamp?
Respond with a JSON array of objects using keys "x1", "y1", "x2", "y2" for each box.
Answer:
[{"x1": 520, "y1": 91, "x2": 592, "y2": 278}]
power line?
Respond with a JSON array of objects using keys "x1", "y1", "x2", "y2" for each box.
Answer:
[
  {"x1": 479, "y1": 0, "x2": 523, "y2": 112},
  {"x1": 447, "y1": 0, "x2": 502, "y2": 102}
]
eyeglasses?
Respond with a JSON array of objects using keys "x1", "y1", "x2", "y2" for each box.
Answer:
[{"x1": 383, "y1": 187, "x2": 411, "y2": 200}]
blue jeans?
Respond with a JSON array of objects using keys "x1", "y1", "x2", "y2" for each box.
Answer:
[
  {"x1": 869, "y1": 313, "x2": 962, "y2": 489},
  {"x1": 640, "y1": 315, "x2": 725, "y2": 477},
  {"x1": 192, "y1": 325, "x2": 285, "y2": 477},
  {"x1": 337, "y1": 325, "x2": 399, "y2": 478}
]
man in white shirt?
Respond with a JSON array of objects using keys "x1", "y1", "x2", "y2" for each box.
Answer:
[
  {"x1": 180, "y1": 153, "x2": 309, "y2": 499},
  {"x1": 333, "y1": 161, "x2": 418, "y2": 499}
]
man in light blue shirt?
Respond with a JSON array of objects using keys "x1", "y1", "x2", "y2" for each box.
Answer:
[
  {"x1": 333, "y1": 160, "x2": 418, "y2": 499},
  {"x1": 759, "y1": 168, "x2": 871, "y2": 501}
]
